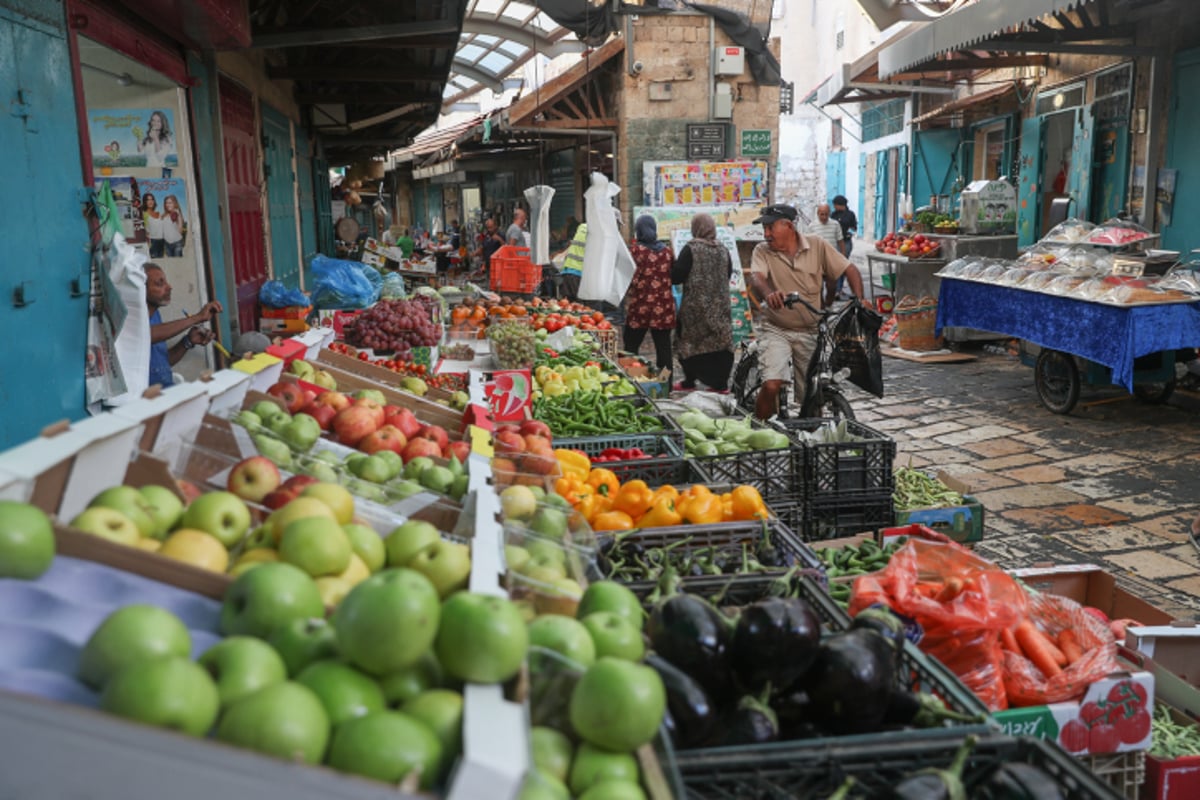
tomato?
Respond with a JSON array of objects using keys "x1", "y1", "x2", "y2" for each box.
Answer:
[
  {"x1": 1107, "y1": 680, "x2": 1147, "y2": 708},
  {"x1": 1088, "y1": 721, "x2": 1120, "y2": 753},
  {"x1": 568, "y1": 657, "x2": 665, "y2": 752},
  {"x1": 1058, "y1": 718, "x2": 1089, "y2": 753},
  {"x1": 597, "y1": 320, "x2": 612, "y2": 330},
  {"x1": 1114, "y1": 705, "x2": 1151, "y2": 744}
]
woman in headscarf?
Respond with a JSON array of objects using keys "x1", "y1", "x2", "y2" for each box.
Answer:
[
  {"x1": 672, "y1": 213, "x2": 734, "y2": 391},
  {"x1": 623, "y1": 214, "x2": 676, "y2": 378}
]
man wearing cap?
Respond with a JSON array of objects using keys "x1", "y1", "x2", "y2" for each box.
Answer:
[
  {"x1": 831, "y1": 195, "x2": 858, "y2": 298},
  {"x1": 746, "y1": 204, "x2": 863, "y2": 420}
]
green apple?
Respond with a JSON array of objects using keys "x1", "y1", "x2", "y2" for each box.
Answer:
[
  {"x1": 387, "y1": 479, "x2": 425, "y2": 501},
  {"x1": 378, "y1": 652, "x2": 443, "y2": 707},
  {"x1": 138, "y1": 485, "x2": 185, "y2": 538},
  {"x1": 264, "y1": 414, "x2": 292, "y2": 437},
  {"x1": 279, "y1": 516, "x2": 352, "y2": 577},
  {"x1": 374, "y1": 449, "x2": 403, "y2": 480},
  {"x1": 577, "y1": 582, "x2": 644, "y2": 627},
  {"x1": 232, "y1": 409, "x2": 262, "y2": 430},
  {"x1": 301, "y1": 459, "x2": 341, "y2": 485},
  {"x1": 418, "y1": 466, "x2": 455, "y2": 495},
  {"x1": 220, "y1": 562, "x2": 325, "y2": 638},
  {"x1": 326, "y1": 711, "x2": 442, "y2": 788},
  {"x1": 267, "y1": 616, "x2": 340, "y2": 677},
  {"x1": 79, "y1": 604, "x2": 192, "y2": 689},
  {"x1": 312, "y1": 370, "x2": 338, "y2": 390},
  {"x1": 243, "y1": 524, "x2": 275, "y2": 551},
  {"x1": 568, "y1": 742, "x2": 640, "y2": 796},
  {"x1": 527, "y1": 486, "x2": 547, "y2": 502},
  {"x1": 252, "y1": 434, "x2": 293, "y2": 468},
  {"x1": 346, "y1": 478, "x2": 388, "y2": 503},
  {"x1": 344, "y1": 453, "x2": 369, "y2": 477},
  {"x1": 180, "y1": 491, "x2": 252, "y2": 549},
  {"x1": 578, "y1": 781, "x2": 647, "y2": 800},
  {"x1": 403, "y1": 689, "x2": 463, "y2": 780},
  {"x1": 0, "y1": 500, "x2": 55, "y2": 579},
  {"x1": 581, "y1": 612, "x2": 645, "y2": 662},
  {"x1": 499, "y1": 485, "x2": 538, "y2": 522},
  {"x1": 354, "y1": 389, "x2": 387, "y2": 405},
  {"x1": 101, "y1": 656, "x2": 219, "y2": 736},
  {"x1": 296, "y1": 659, "x2": 386, "y2": 725},
  {"x1": 198, "y1": 636, "x2": 287, "y2": 708},
  {"x1": 569, "y1": 659, "x2": 665, "y2": 753},
  {"x1": 529, "y1": 615, "x2": 596, "y2": 670},
  {"x1": 315, "y1": 576, "x2": 353, "y2": 607},
  {"x1": 449, "y1": 474, "x2": 469, "y2": 502},
  {"x1": 290, "y1": 359, "x2": 315, "y2": 379},
  {"x1": 88, "y1": 486, "x2": 156, "y2": 538},
  {"x1": 216, "y1": 681, "x2": 330, "y2": 765},
  {"x1": 505, "y1": 544, "x2": 531, "y2": 573},
  {"x1": 343, "y1": 523, "x2": 385, "y2": 573},
  {"x1": 519, "y1": 769, "x2": 571, "y2": 800},
  {"x1": 400, "y1": 377, "x2": 428, "y2": 396},
  {"x1": 384, "y1": 520, "x2": 442, "y2": 568},
  {"x1": 251, "y1": 400, "x2": 288, "y2": 422},
  {"x1": 529, "y1": 507, "x2": 568, "y2": 540},
  {"x1": 281, "y1": 413, "x2": 322, "y2": 452},
  {"x1": 435, "y1": 592, "x2": 528, "y2": 684},
  {"x1": 332, "y1": 568, "x2": 441, "y2": 676},
  {"x1": 531, "y1": 726, "x2": 574, "y2": 784},
  {"x1": 356, "y1": 454, "x2": 393, "y2": 484},
  {"x1": 266, "y1": 496, "x2": 338, "y2": 543},
  {"x1": 299, "y1": 482, "x2": 356, "y2": 524},
  {"x1": 314, "y1": 449, "x2": 342, "y2": 465},
  {"x1": 407, "y1": 540, "x2": 471, "y2": 598},
  {"x1": 69, "y1": 507, "x2": 141, "y2": 546},
  {"x1": 524, "y1": 541, "x2": 567, "y2": 568},
  {"x1": 542, "y1": 493, "x2": 572, "y2": 511},
  {"x1": 403, "y1": 456, "x2": 435, "y2": 481}
]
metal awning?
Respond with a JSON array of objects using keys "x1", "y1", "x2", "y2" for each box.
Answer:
[
  {"x1": 911, "y1": 81, "x2": 1023, "y2": 126},
  {"x1": 816, "y1": 30, "x2": 955, "y2": 107},
  {"x1": 879, "y1": 0, "x2": 1086, "y2": 77}
]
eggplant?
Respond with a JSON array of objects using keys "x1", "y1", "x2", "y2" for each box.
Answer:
[
  {"x1": 974, "y1": 762, "x2": 1065, "y2": 800},
  {"x1": 714, "y1": 689, "x2": 779, "y2": 746},
  {"x1": 892, "y1": 735, "x2": 976, "y2": 800},
  {"x1": 756, "y1": 520, "x2": 788, "y2": 568},
  {"x1": 851, "y1": 606, "x2": 907, "y2": 664},
  {"x1": 800, "y1": 628, "x2": 895, "y2": 735},
  {"x1": 644, "y1": 653, "x2": 718, "y2": 748},
  {"x1": 646, "y1": 592, "x2": 734, "y2": 699},
  {"x1": 883, "y1": 690, "x2": 987, "y2": 728},
  {"x1": 774, "y1": 688, "x2": 825, "y2": 740},
  {"x1": 729, "y1": 596, "x2": 822, "y2": 692}
]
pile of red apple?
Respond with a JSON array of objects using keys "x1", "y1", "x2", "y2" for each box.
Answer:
[
  {"x1": 491, "y1": 420, "x2": 558, "y2": 485},
  {"x1": 875, "y1": 232, "x2": 941, "y2": 258}
]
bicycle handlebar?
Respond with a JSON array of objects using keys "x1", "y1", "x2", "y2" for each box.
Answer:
[{"x1": 783, "y1": 292, "x2": 858, "y2": 318}]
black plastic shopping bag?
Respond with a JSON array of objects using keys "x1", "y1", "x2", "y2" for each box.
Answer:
[{"x1": 831, "y1": 301, "x2": 885, "y2": 397}]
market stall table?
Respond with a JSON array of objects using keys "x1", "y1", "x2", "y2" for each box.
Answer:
[{"x1": 936, "y1": 277, "x2": 1200, "y2": 411}]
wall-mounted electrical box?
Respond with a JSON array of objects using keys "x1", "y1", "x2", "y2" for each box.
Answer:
[
  {"x1": 714, "y1": 46, "x2": 745, "y2": 76},
  {"x1": 713, "y1": 83, "x2": 733, "y2": 119}
]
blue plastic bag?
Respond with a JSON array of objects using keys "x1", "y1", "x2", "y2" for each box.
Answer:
[
  {"x1": 258, "y1": 280, "x2": 311, "y2": 309},
  {"x1": 310, "y1": 255, "x2": 381, "y2": 309},
  {"x1": 380, "y1": 272, "x2": 406, "y2": 299},
  {"x1": 357, "y1": 262, "x2": 383, "y2": 295}
]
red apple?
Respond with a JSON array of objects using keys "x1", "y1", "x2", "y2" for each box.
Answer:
[
  {"x1": 301, "y1": 389, "x2": 318, "y2": 408},
  {"x1": 282, "y1": 475, "x2": 319, "y2": 493},
  {"x1": 523, "y1": 434, "x2": 553, "y2": 452},
  {"x1": 417, "y1": 424, "x2": 449, "y2": 451},
  {"x1": 402, "y1": 437, "x2": 443, "y2": 463},
  {"x1": 303, "y1": 403, "x2": 337, "y2": 431},
  {"x1": 334, "y1": 405, "x2": 380, "y2": 446},
  {"x1": 382, "y1": 404, "x2": 402, "y2": 419},
  {"x1": 519, "y1": 420, "x2": 552, "y2": 440},
  {"x1": 494, "y1": 429, "x2": 526, "y2": 454},
  {"x1": 353, "y1": 397, "x2": 386, "y2": 429},
  {"x1": 176, "y1": 479, "x2": 203, "y2": 504},
  {"x1": 262, "y1": 487, "x2": 299, "y2": 510},
  {"x1": 228, "y1": 456, "x2": 283, "y2": 503},
  {"x1": 358, "y1": 425, "x2": 408, "y2": 455},
  {"x1": 313, "y1": 391, "x2": 351, "y2": 412},
  {"x1": 267, "y1": 382, "x2": 307, "y2": 414},
  {"x1": 385, "y1": 408, "x2": 422, "y2": 441},
  {"x1": 444, "y1": 440, "x2": 471, "y2": 462}
]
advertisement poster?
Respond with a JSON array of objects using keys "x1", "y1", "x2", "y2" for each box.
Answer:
[
  {"x1": 94, "y1": 177, "x2": 146, "y2": 244},
  {"x1": 89, "y1": 108, "x2": 179, "y2": 168},
  {"x1": 634, "y1": 204, "x2": 767, "y2": 242},
  {"x1": 136, "y1": 177, "x2": 190, "y2": 259},
  {"x1": 642, "y1": 160, "x2": 770, "y2": 208}
]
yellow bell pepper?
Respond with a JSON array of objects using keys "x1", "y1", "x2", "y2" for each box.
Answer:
[
  {"x1": 640, "y1": 498, "x2": 682, "y2": 528},
  {"x1": 679, "y1": 491, "x2": 724, "y2": 525},
  {"x1": 586, "y1": 468, "x2": 620, "y2": 498},
  {"x1": 554, "y1": 448, "x2": 591, "y2": 480},
  {"x1": 730, "y1": 485, "x2": 768, "y2": 521},
  {"x1": 552, "y1": 474, "x2": 592, "y2": 507},
  {"x1": 652, "y1": 484, "x2": 679, "y2": 503},
  {"x1": 612, "y1": 479, "x2": 655, "y2": 522},
  {"x1": 592, "y1": 510, "x2": 635, "y2": 531},
  {"x1": 578, "y1": 493, "x2": 612, "y2": 524}
]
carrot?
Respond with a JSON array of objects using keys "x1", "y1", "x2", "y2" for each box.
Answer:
[
  {"x1": 1000, "y1": 627, "x2": 1020, "y2": 654},
  {"x1": 1015, "y1": 620, "x2": 1063, "y2": 677},
  {"x1": 1058, "y1": 629, "x2": 1084, "y2": 665},
  {"x1": 934, "y1": 576, "x2": 966, "y2": 602}
]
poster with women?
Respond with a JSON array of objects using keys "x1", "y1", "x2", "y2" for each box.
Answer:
[
  {"x1": 93, "y1": 177, "x2": 146, "y2": 244},
  {"x1": 88, "y1": 108, "x2": 178, "y2": 168},
  {"x1": 137, "y1": 178, "x2": 189, "y2": 258}
]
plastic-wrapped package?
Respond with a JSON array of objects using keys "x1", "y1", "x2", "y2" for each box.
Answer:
[
  {"x1": 998, "y1": 267, "x2": 1035, "y2": 286},
  {"x1": 977, "y1": 264, "x2": 1008, "y2": 283},
  {"x1": 1041, "y1": 217, "x2": 1097, "y2": 245},
  {"x1": 1017, "y1": 244, "x2": 1070, "y2": 269},
  {"x1": 1070, "y1": 279, "x2": 1117, "y2": 302},
  {"x1": 1044, "y1": 274, "x2": 1087, "y2": 295},
  {"x1": 959, "y1": 260, "x2": 989, "y2": 280},
  {"x1": 935, "y1": 257, "x2": 972, "y2": 277},
  {"x1": 1056, "y1": 247, "x2": 1113, "y2": 276},
  {"x1": 1086, "y1": 217, "x2": 1155, "y2": 246},
  {"x1": 1158, "y1": 268, "x2": 1200, "y2": 295},
  {"x1": 1023, "y1": 271, "x2": 1063, "y2": 291},
  {"x1": 1110, "y1": 280, "x2": 1195, "y2": 304}
]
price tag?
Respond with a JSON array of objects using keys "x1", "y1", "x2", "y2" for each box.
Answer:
[
  {"x1": 1111, "y1": 259, "x2": 1145, "y2": 277},
  {"x1": 468, "y1": 425, "x2": 494, "y2": 457}
]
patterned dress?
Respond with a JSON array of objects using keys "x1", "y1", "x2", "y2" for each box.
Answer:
[
  {"x1": 675, "y1": 242, "x2": 733, "y2": 361},
  {"x1": 625, "y1": 244, "x2": 676, "y2": 330}
]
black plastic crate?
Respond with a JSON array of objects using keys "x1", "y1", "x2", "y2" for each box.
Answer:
[
  {"x1": 558, "y1": 435, "x2": 691, "y2": 485},
  {"x1": 685, "y1": 445, "x2": 803, "y2": 506},
  {"x1": 801, "y1": 491, "x2": 895, "y2": 542},
  {"x1": 777, "y1": 418, "x2": 896, "y2": 502},
  {"x1": 675, "y1": 733, "x2": 1121, "y2": 800},
  {"x1": 553, "y1": 396, "x2": 685, "y2": 451}
]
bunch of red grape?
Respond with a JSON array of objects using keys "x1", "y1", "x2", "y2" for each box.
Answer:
[{"x1": 344, "y1": 299, "x2": 441, "y2": 356}]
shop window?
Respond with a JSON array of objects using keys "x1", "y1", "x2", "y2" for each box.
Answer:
[
  {"x1": 1035, "y1": 84, "x2": 1085, "y2": 116},
  {"x1": 862, "y1": 98, "x2": 905, "y2": 142},
  {"x1": 973, "y1": 122, "x2": 1007, "y2": 181},
  {"x1": 831, "y1": 118, "x2": 843, "y2": 150},
  {"x1": 1093, "y1": 63, "x2": 1133, "y2": 125}
]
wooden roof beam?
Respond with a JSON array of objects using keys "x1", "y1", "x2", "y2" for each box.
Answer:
[
  {"x1": 252, "y1": 20, "x2": 458, "y2": 49},
  {"x1": 268, "y1": 65, "x2": 444, "y2": 82}
]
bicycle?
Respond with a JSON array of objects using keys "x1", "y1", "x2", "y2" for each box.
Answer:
[{"x1": 731, "y1": 293, "x2": 864, "y2": 420}]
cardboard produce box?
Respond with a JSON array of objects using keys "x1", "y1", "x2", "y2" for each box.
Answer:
[
  {"x1": 200, "y1": 368, "x2": 253, "y2": 417},
  {"x1": 892, "y1": 472, "x2": 983, "y2": 544},
  {"x1": 108, "y1": 383, "x2": 211, "y2": 458},
  {"x1": 1011, "y1": 564, "x2": 1175, "y2": 628},
  {"x1": 1120, "y1": 646, "x2": 1200, "y2": 799}
]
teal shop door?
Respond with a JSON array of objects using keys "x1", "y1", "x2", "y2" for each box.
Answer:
[
  {"x1": 261, "y1": 105, "x2": 301, "y2": 287},
  {"x1": 1091, "y1": 123, "x2": 1129, "y2": 223},
  {"x1": 825, "y1": 151, "x2": 846, "y2": 200},
  {"x1": 912, "y1": 129, "x2": 961, "y2": 209},
  {"x1": 294, "y1": 126, "x2": 318, "y2": 288},
  {"x1": 873, "y1": 151, "x2": 889, "y2": 240},
  {"x1": 1067, "y1": 107, "x2": 1096, "y2": 224},
  {"x1": 0, "y1": 7, "x2": 91, "y2": 446},
  {"x1": 1016, "y1": 116, "x2": 1044, "y2": 247},
  {"x1": 1161, "y1": 48, "x2": 1200, "y2": 254}
]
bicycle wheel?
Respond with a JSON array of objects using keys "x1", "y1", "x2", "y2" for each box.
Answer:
[
  {"x1": 1133, "y1": 380, "x2": 1175, "y2": 404},
  {"x1": 732, "y1": 350, "x2": 762, "y2": 411},
  {"x1": 1034, "y1": 349, "x2": 1081, "y2": 414},
  {"x1": 820, "y1": 390, "x2": 855, "y2": 421}
]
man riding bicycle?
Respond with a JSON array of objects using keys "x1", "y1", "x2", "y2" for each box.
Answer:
[{"x1": 746, "y1": 204, "x2": 865, "y2": 420}]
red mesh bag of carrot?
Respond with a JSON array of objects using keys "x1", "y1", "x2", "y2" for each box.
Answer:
[
  {"x1": 1001, "y1": 591, "x2": 1117, "y2": 707},
  {"x1": 848, "y1": 538, "x2": 1027, "y2": 711}
]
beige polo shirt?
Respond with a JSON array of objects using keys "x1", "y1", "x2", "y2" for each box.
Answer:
[{"x1": 750, "y1": 233, "x2": 850, "y2": 329}]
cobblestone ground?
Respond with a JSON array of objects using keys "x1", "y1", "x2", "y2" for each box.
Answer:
[{"x1": 850, "y1": 350, "x2": 1200, "y2": 619}]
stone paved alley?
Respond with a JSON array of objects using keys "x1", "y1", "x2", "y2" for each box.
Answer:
[{"x1": 851, "y1": 349, "x2": 1200, "y2": 618}]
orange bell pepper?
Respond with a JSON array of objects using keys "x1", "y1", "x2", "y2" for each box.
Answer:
[
  {"x1": 612, "y1": 479, "x2": 655, "y2": 522},
  {"x1": 679, "y1": 491, "x2": 723, "y2": 525},
  {"x1": 730, "y1": 485, "x2": 768, "y2": 521},
  {"x1": 652, "y1": 484, "x2": 679, "y2": 503},
  {"x1": 578, "y1": 493, "x2": 613, "y2": 524},
  {"x1": 554, "y1": 448, "x2": 591, "y2": 480},
  {"x1": 552, "y1": 474, "x2": 592, "y2": 507},
  {"x1": 640, "y1": 498, "x2": 682, "y2": 528},
  {"x1": 592, "y1": 510, "x2": 635, "y2": 531},
  {"x1": 586, "y1": 468, "x2": 620, "y2": 497}
]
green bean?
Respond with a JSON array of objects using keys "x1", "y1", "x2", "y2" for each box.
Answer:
[
  {"x1": 893, "y1": 467, "x2": 964, "y2": 511},
  {"x1": 1150, "y1": 704, "x2": 1200, "y2": 759}
]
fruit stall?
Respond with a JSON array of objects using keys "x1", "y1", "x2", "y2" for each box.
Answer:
[{"x1": 3, "y1": 291, "x2": 1199, "y2": 800}]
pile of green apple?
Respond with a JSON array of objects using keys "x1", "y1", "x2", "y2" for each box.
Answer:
[
  {"x1": 0, "y1": 499, "x2": 56, "y2": 580},
  {"x1": 500, "y1": 485, "x2": 593, "y2": 619},
  {"x1": 292, "y1": 449, "x2": 470, "y2": 505},
  {"x1": 287, "y1": 358, "x2": 339, "y2": 391}
]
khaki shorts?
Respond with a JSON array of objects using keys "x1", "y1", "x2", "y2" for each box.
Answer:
[{"x1": 758, "y1": 322, "x2": 817, "y2": 400}]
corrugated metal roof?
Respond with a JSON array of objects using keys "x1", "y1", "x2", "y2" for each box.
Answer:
[{"x1": 390, "y1": 115, "x2": 484, "y2": 164}]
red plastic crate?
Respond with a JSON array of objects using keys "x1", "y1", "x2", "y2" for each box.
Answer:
[{"x1": 489, "y1": 246, "x2": 540, "y2": 293}]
